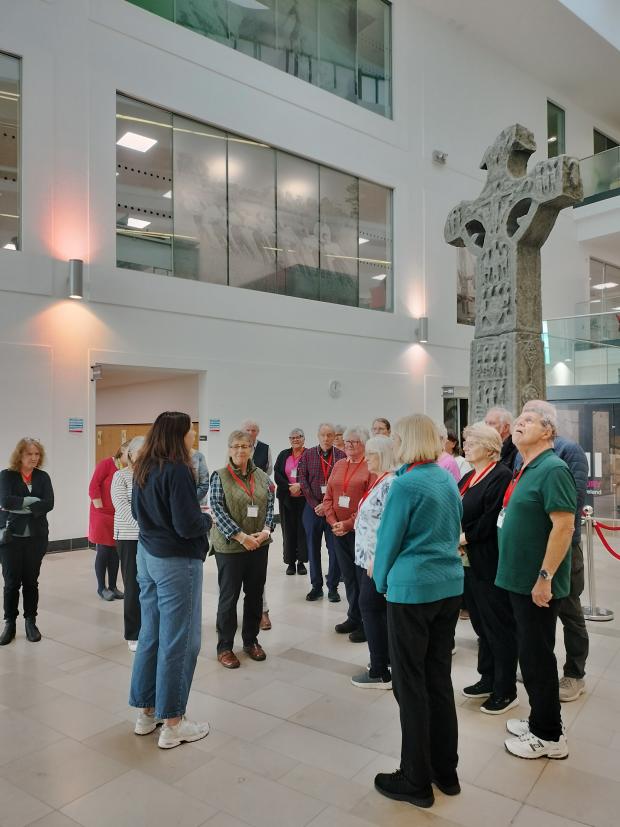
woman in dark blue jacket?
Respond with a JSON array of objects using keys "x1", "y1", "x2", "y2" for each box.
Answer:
[
  {"x1": 0, "y1": 438, "x2": 54, "y2": 645},
  {"x1": 128, "y1": 411, "x2": 212, "y2": 750}
]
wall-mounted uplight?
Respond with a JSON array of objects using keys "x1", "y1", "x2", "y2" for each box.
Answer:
[
  {"x1": 68, "y1": 258, "x2": 84, "y2": 300},
  {"x1": 414, "y1": 316, "x2": 429, "y2": 343},
  {"x1": 3, "y1": 242, "x2": 17, "y2": 250}
]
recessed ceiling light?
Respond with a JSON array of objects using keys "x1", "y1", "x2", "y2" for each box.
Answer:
[
  {"x1": 592, "y1": 282, "x2": 619, "y2": 289},
  {"x1": 612, "y1": 306, "x2": 620, "y2": 311},
  {"x1": 162, "y1": 190, "x2": 172, "y2": 199},
  {"x1": 127, "y1": 217, "x2": 151, "y2": 229},
  {"x1": 564, "y1": 358, "x2": 572, "y2": 363},
  {"x1": 547, "y1": 136, "x2": 558, "y2": 143},
  {"x1": 3, "y1": 242, "x2": 16, "y2": 250},
  {"x1": 117, "y1": 131, "x2": 158, "y2": 152},
  {"x1": 590, "y1": 299, "x2": 601, "y2": 303},
  {"x1": 372, "y1": 273, "x2": 387, "y2": 281},
  {"x1": 359, "y1": 237, "x2": 370, "y2": 245}
]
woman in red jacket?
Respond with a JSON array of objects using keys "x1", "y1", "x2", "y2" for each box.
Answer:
[{"x1": 89, "y1": 444, "x2": 127, "y2": 601}]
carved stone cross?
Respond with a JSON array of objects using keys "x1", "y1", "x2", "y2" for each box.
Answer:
[{"x1": 444, "y1": 124, "x2": 582, "y2": 419}]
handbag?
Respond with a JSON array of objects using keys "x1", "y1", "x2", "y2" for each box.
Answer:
[{"x1": 0, "y1": 518, "x2": 12, "y2": 545}]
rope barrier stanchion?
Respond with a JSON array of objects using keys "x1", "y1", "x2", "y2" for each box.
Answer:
[{"x1": 581, "y1": 506, "x2": 614, "y2": 622}]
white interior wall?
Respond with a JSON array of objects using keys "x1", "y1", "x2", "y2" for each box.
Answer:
[{"x1": 96, "y1": 374, "x2": 200, "y2": 424}]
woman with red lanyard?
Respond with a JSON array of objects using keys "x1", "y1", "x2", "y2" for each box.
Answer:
[
  {"x1": 350, "y1": 435, "x2": 395, "y2": 688},
  {"x1": 210, "y1": 429, "x2": 275, "y2": 669},
  {"x1": 273, "y1": 428, "x2": 308, "y2": 576},
  {"x1": 459, "y1": 422, "x2": 517, "y2": 715}
]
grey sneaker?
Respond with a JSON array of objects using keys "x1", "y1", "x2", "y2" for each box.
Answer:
[
  {"x1": 134, "y1": 709, "x2": 163, "y2": 736},
  {"x1": 158, "y1": 717, "x2": 210, "y2": 749},
  {"x1": 559, "y1": 676, "x2": 585, "y2": 702},
  {"x1": 351, "y1": 671, "x2": 392, "y2": 689}
]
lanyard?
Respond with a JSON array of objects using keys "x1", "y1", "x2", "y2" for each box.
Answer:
[
  {"x1": 319, "y1": 449, "x2": 333, "y2": 483},
  {"x1": 227, "y1": 464, "x2": 255, "y2": 503},
  {"x1": 406, "y1": 460, "x2": 434, "y2": 472},
  {"x1": 502, "y1": 465, "x2": 527, "y2": 509},
  {"x1": 357, "y1": 472, "x2": 390, "y2": 511},
  {"x1": 342, "y1": 459, "x2": 365, "y2": 494},
  {"x1": 459, "y1": 462, "x2": 496, "y2": 497}
]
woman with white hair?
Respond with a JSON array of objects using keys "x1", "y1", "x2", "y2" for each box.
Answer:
[
  {"x1": 459, "y1": 423, "x2": 516, "y2": 714},
  {"x1": 324, "y1": 426, "x2": 374, "y2": 642},
  {"x1": 351, "y1": 435, "x2": 395, "y2": 688},
  {"x1": 111, "y1": 435, "x2": 145, "y2": 651}
]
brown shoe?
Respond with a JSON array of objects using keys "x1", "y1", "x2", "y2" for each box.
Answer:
[
  {"x1": 217, "y1": 650, "x2": 240, "y2": 669},
  {"x1": 260, "y1": 611, "x2": 272, "y2": 631},
  {"x1": 243, "y1": 643, "x2": 267, "y2": 661}
]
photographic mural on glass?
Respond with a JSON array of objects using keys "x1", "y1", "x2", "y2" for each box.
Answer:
[
  {"x1": 0, "y1": 53, "x2": 20, "y2": 252},
  {"x1": 456, "y1": 246, "x2": 476, "y2": 325},
  {"x1": 116, "y1": 94, "x2": 393, "y2": 311}
]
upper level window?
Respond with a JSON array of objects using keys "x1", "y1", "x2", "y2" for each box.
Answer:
[
  {"x1": 116, "y1": 94, "x2": 393, "y2": 311},
  {"x1": 127, "y1": 0, "x2": 392, "y2": 118},
  {"x1": 547, "y1": 100, "x2": 565, "y2": 158},
  {"x1": 594, "y1": 128, "x2": 618, "y2": 155},
  {"x1": 0, "y1": 52, "x2": 20, "y2": 252}
]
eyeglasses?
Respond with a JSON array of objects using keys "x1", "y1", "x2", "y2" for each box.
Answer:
[
  {"x1": 289, "y1": 436, "x2": 303, "y2": 440},
  {"x1": 344, "y1": 439, "x2": 361, "y2": 445},
  {"x1": 230, "y1": 444, "x2": 251, "y2": 450}
]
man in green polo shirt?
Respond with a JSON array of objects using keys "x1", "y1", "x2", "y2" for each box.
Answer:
[{"x1": 495, "y1": 404, "x2": 576, "y2": 760}]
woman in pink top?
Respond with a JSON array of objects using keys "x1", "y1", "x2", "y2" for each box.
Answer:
[
  {"x1": 437, "y1": 423, "x2": 463, "y2": 483},
  {"x1": 274, "y1": 429, "x2": 308, "y2": 576},
  {"x1": 88, "y1": 444, "x2": 127, "y2": 601}
]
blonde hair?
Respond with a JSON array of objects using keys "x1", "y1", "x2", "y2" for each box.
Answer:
[
  {"x1": 8, "y1": 438, "x2": 46, "y2": 471},
  {"x1": 365, "y1": 436, "x2": 395, "y2": 473},
  {"x1": 394, "y1": 415, "x2": 442, "y2": 464},
  {"x1": 463, "y1": 422, "x2": 502, "y2": 461}
]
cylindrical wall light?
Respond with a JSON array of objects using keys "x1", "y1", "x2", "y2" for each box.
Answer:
[
  {"x1": 68, "y1": 259, "x2": 84, "y2": 300},
  {"x1": 415, "y1": 316, "x2": 429, "y2": 343}
]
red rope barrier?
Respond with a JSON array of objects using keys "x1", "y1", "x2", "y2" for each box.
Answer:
[
  {"x1": 593, "y1": 522, "x2": 620, "y2": 561},
  {"x1": 595, "y1": 521, "x2": 620, "y2": 531}
]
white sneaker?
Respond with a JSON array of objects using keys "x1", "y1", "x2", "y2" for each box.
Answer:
[
  {"x1": 505, "y1": 731, "x2": 568, "y2": 760},
  {"x1": 559, "y1": 676, "x2": 585, "y2": 702},
  {"x1": 158, "y1": 717, "x2": 210, "y2": 749},
  {"x1": 134, "y1": 709, "x2": 163, "y2": 736},
  {"x1": 506, "y1": 718, "x2": 530, "y2": 737},
  {"x1": 127, "y1": 640, "x2": 138, "y2": 652}
]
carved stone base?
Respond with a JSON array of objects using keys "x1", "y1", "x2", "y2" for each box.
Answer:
[{"x1": 470, "y1": 332, "x2": 546, "y2": 420}]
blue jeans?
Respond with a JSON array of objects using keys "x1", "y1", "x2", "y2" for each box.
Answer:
[
  {"x1": 129, "y1": 543, "x2": 203, "y2": 719},
  {"x1": 302, "y1": 504, "x2": 340, "y2": 590}
]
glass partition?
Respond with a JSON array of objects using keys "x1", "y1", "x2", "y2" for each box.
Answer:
[
  {"x1": 127, "y1": 0, "x2": 392, "y2": 118},
  {"x1": 545, "y1": 314, "x2": 620, "y2": 387},
  {"x1": 116, "y1": 93, "x2": 393, "y2": 310},
  {"x1": 579, "y1": 147, "x2": 620, "y2": 202},
  {"x1": 0, "y1": 53, "x2": 20, "y2": 252}
]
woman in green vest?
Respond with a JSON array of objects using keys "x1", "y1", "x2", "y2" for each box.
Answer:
[{"x1": 210, "y1": 429, "x2": 275, "y2": 669}]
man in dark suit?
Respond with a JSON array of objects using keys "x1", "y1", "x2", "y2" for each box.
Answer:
[{"x1": 241, "y1": 420, "x2": 272, "y2": 475}]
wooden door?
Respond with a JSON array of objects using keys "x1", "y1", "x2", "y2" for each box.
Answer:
[{"x1": 95, "y1": 422, "x2": 199, "y2": 465}]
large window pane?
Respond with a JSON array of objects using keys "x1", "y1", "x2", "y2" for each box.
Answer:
[
  {"x1": 228, "y1": 137, "x2": 276, "y2": 291},
  {"x1": 116, "y1": 96, "x2": 173, "y2": 274},
  {"x1": 172, "y1": 116, "x2": 227, "y2": 283},
  {"x1": 318, "y1": 0, "x2": 357, "y2": 103},
  {"x1": 228, "y1": 0, "x2": 279, "y2": 69},
  {"x1": 276, "y1": 0, "x2": 318, "y2": 83},
  {"x1": 357, "y1": 0, "x2": 391, "y2": 117},
  {"x1": 319, "y1": 167, "x2": 358, "y2": 305},
  {"x1": 175, "y1": 0, "x2": 229, "y2": 45},
  {"x1": 358, "y1": 179, "x2": 391, "y2": 311},
  {"x1": 276, "y1": 152, "x2": 319, "y2": 298},
  {"x1": 547, "y1": 100, "x2": 565, "y2": 158},
  {"x1": 0, "y1": 53, "x2": 20, "y2": 252}
]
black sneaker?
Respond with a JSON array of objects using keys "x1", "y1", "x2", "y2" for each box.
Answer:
[
  {"x1": 297, "y1": 562, "x2": 307, "y2": 575},
  {"x1": 286, "y1": 564, "x2": 296, "y2": 575},
  {"x1": 0, "y1": 621, "x2": 16, "y2": 646},
  {"x1": 462, "y1": 680, "x2": 493, "y2": 698},
  {"x1": 480, "y1": 693, "x2": 519, "y2": 715},
  {"x1": 24, "y1": 618, "x2": 41, "y2": 642},
  {"x1": 432, "y1": 774, "x2": 461, "y2": 796},
  {"x1": 335, "y1": 619, "x2": 358, "y2": 634},
  {"x1": 374, "y1": 770, "x2": 434, "y2": 808},
  {"x1": 306, "y1": 587, "x2": 324, "y2": 602},
  {"x1": 327, "y1": 589, "x2": 341, "y2": 603},
  {"x1": 349, "y1": 628, "x2": 367, "y2": 643}
]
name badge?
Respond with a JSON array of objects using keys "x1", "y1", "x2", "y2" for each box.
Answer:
[
  {"x1": 247, "y1": 505, "x2": 259, "y2": 518},
  {"x1": 290, "y1": 469, "x2": 298, "y2": 478},
  {"x1": 321, "y1": 485, "x2": 327, "y2": 495},
  {"x1": 497, "y1": 508, "x2": 505, "y2": 528},
  {"x1": 338, "y1": 495, "x2": 351, "y2": 508}
]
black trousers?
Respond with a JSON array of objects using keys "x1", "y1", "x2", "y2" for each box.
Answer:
[
  {"x1": 357, "y1": 565, "x2": 389, "y2": 675},
  {"x1": 387, "y1": 596, "x2": 461, "y2": 793},
  {"x1": 117, "y1": 539, "x2": 141, "y2": 641},
  {"x1": 557, "y1": 541, "x2": 589, "y2": 679},
  {"x1": 280, "y1": 498, "x2": 308, "y2": 565},
  {"x1": 95, "y1": 544, "x2": 119, "y2": 591},
  {"x1": 465, "y1": 567, "x2": 518, "y2": 697},
  {"x1": 333, "y1": 532, "x2": 361, "y2": 626},
  {"x1": 1, "y1": 536, "x2": 47, "y2": 621},
  {"x1": 215, "y1": 547, "x2": 268, "y2": 653},
  {"x1": 509, "y1": 592, "x2": 563, "y2": 742}
]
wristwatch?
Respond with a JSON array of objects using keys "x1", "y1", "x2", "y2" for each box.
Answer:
[{"x1": 538, "y1": 569, "x2": 552, "y2": 580}]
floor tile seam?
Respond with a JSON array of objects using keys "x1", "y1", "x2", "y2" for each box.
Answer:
[
  {"x1": 524, "y1": 762, "x2": 608, "y2": 825},
  {"x1": 17, "y1": 699, "x2": 126, "y2": 741},
  {"x1": 0, "y1": 771, "x2": 59, "y2": 816}
]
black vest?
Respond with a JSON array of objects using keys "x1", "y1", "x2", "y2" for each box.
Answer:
[{"x1": 252, "y1": 441, "x2": 269, "y2": 473}]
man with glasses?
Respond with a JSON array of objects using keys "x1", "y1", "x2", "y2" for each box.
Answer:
[{"x1": 297, "y1": 423, "x2": 345, "y2": 602}]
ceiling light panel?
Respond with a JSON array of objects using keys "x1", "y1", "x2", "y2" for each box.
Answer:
[
  {"x1": 117, "y1": 131, "x2": 158, "y2": 152},
  {"x1": 127, "y1": 217, "x2": 151, "y2": 229}
]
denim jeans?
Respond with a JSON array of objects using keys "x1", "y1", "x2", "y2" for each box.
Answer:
[
  {"x1": 129, "y1": 543, "x2": 203, "y2": 719},
  {"x1": 302, "y1": 504, "x2": 340, "y2": 590}
]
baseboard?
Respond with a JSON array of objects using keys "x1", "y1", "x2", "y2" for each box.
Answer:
[{"x1": 47, "y1": 537, "x2": 89, "y2": 553}]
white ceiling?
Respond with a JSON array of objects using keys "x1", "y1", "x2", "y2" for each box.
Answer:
[{"x1": 95, "y1": 364, "x2": 199, "y2": 390}]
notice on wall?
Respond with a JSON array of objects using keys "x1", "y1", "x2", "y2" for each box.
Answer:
[
  {"x1": 209, "y1": 418, "x2": 221, "y2": 432},
  {"x1": 69, "y1": 418, "x2": 84, "y2": 434}
]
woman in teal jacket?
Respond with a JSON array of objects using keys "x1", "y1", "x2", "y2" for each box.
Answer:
[{"x1": 373, "y1": 414, "x2": 463, "y2": 809}]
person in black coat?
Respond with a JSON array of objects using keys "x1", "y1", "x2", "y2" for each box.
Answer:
[
  {"x1": 0, "y1": 437, "x2": 54, "y2": 645},
  {"x1": 458, "y1": 422, "x2": 516, "y2": 715},
  {"x1": 274, "y1": 429, "x2": 308, "y2": 575}
]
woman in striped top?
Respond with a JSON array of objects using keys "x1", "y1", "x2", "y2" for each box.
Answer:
[{"x1": 111, "y1": 436, "x2": 145, "y2": 652}]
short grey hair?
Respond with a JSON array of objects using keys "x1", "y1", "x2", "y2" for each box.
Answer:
[
  {"x1": 241, "y1": 419, "x2": 259, "y2": 431},
  {"x1": 462, "y1": 422, "x2": 502, "y2": 461},
  {"x1": 344, "y1": 426, "x2": 370, "y2": 444},
  {"x1": 334, "y1": 423, "x2": 347, "y2": 435},
  {"x1": 522, "y1": 400, "x2": 558, "y2": 438},
  {"x1": 227, "y1": 429, "x2": 252, "y2": 447},
  {"x1": 486, "y1": 406, "x2": 513, "y2": 427},
  {"x1": 365, "y1": 435, "x2": 395, "y2": 472},
  {"x1": 317, "y1": 422, "x2": 335, "y2": 434},
  {"x1": 126, "y1": 436, "x2": 145, "y2": 462},
  {"x1": 289, "y1": 427, "x2": 305, "y2": 438}
]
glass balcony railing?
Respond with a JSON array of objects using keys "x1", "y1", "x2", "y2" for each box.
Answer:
[
  {"x1": 577, "y1": 147, "x2": 620, "y2": 204},
  {"x1": 544, "y1": 313, "x2": 620, "y2": 386}
]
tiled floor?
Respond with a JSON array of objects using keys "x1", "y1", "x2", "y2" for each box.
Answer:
[{"x1": 1, "y1": 534, "x2": 620, "y2": 827}]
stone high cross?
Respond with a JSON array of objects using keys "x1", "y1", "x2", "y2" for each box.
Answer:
[{"x1": 444, "y1": 124, "x2": 582, "y2": 419}]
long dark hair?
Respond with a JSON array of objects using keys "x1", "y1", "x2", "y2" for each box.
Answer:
[{"x1": 133, "y1": 411, "x2": 192, "y2": 487}]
